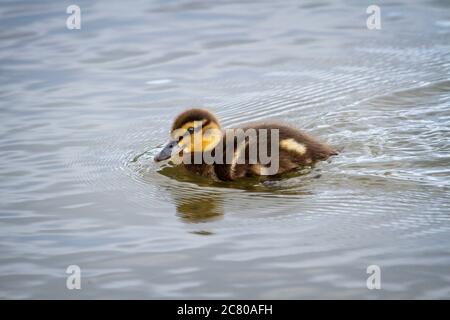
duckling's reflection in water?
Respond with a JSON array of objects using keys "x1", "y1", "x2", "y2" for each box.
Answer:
[
  {"x1": 174, "y1": 192, "x2": 224, "y2": 223},
  {"x1": 156, "y1": 163, "x2": 318, "y2": 226},
  {"x1": 157, "y1": 165, "x2": 224, "y2": 223}
]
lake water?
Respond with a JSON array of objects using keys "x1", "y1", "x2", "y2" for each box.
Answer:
[{"x1": 1, "y1": 0, "x2": 449, "y2": 299}]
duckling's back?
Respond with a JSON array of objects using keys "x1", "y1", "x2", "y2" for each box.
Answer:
[{"x1": 213, "y1": 122, "x2": 337, "y2": 181}]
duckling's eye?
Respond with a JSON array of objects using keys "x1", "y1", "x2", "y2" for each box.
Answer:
[{"x1": 187, "y1": 127, "x2": 194, "y2": 134}]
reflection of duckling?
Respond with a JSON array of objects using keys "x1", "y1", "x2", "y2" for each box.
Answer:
[
  {"x1": 173, "y1": 193, "x2": 224, "y2": 223},
  {"x1": 155, "y1": 108, "x2": 337, "y2": 181}
]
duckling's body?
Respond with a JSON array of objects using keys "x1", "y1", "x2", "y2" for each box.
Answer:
[{"x1": 155, "y1": 108, "x2": 337, "y2": 181}]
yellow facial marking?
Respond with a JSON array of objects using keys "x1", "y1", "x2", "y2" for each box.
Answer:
[
  {"x1": 280, "y1": 138, "x2": 307, "y2": 155},
  {"x1": 201, "y1": 123, "x2": 221, "y2": 151},
  {"x1": 171, "y1": 120, "x2": 222, "y2": 153}
]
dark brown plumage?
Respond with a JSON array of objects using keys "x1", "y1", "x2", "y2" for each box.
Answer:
[
  {"x1": 214, "y1": 123, "x2": 337, "y2": 180},
  {"x1": 171, "y1": 108, "x2": 220, "y2": 132}
]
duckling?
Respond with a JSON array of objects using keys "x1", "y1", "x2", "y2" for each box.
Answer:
[{"x1": 154, "y1": 108, "x2": 337, "y2": 181}]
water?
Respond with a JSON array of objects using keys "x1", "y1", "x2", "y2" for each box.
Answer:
[{"x1": 1, "y1": 0, "x2": 450, "y2": 299}]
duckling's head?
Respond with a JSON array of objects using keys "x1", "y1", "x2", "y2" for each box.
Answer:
[{"x1": 154, "y1": 108, "x2": 222, "y2": 162}]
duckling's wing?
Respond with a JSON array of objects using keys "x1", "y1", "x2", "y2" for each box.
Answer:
[{"x1": 241, "y1": 122, "x2": 337, "y2": 161}]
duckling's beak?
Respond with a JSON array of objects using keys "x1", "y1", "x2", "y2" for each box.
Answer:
[{"x1": 154, "y1": 140, "x2": 180, "y2": 162}]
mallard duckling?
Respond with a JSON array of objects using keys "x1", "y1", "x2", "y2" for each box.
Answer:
[{"x1": 155, "y1": 108, "x2": 337, "y2": 181}]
